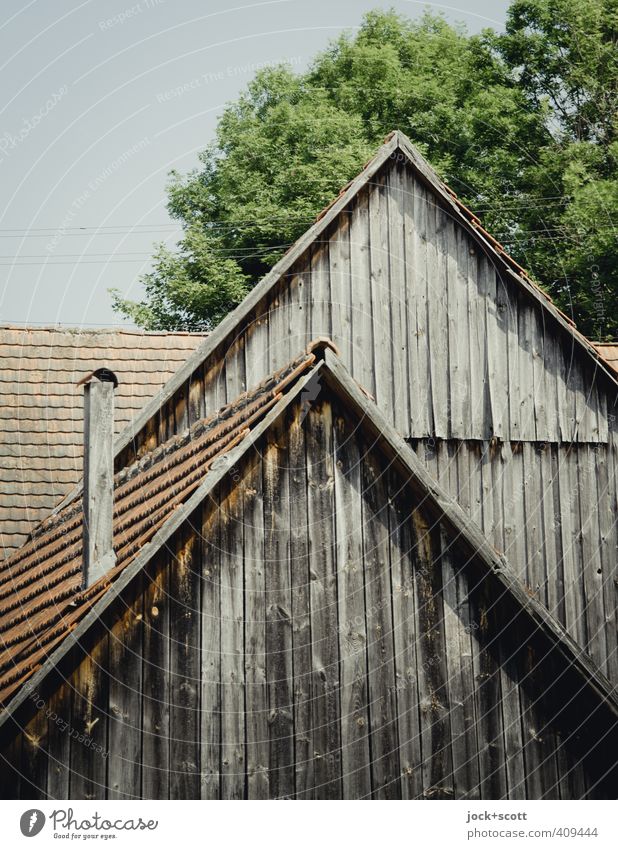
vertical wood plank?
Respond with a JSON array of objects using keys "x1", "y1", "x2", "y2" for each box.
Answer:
[
  {"x1": 309, "y1": 238, "x2": 331, "y2": 341},
  {"x1": 329, "y1": 214, "x2": 353, "y2": 367},
  {"x1": 407, "y1": 174, "x2": 432, "y2": 437},
  {"x1": 21, "y1": 701, "x2": 49, "y2": 799},
  {"x1": 429, "y1": 200, "x2": 449, "y2": 438},
  {"x1": 349, "y1": 190, "x2": 375, "y2": 396},
  {"x1": 438, "y1": 447, "x2": 481, "y2": 800},
  {"x1": 200, "y1": 496, "x2": 221, "y2": 800},
  {"x1": 69, "y1": 635, "x2": 108, "y2": 800},
  {"x1": 141, "y1": 563, "x2": 170, "y2": 800},
  {"x1": 306, "y1": 400, "x2": 342, "y2": 798},
  {"x1": 168, "y1": 528, "x2": 200, "y2": 799},
  {"x1": 288, "y1": 408, "x2": 314, "y2": 799},
  {"x1": 386, "y1": 164, "x2": 408, "y2": 434},
  {"x1": 243, "y1": 451, "x2": 269, "y2": 799},
  {"x1": 466, "y1": 242, "x2": 485, "y2": 438},
  {"x1": 107, "y1": 580, "x2": 143, "y2": 799},
  {"x1": 263, "y1": 422, "x2": 295, "y2": 798},
  {"x1": 369, "y1": 173, "x2": 392, "y2": 413},
  {"x1": 220, "y1": 481, "x2": 245, "y2": 799},
  {"x1": 361, "y1": 447, "x2": 400, "y2": 798},
  {"x1": 334, "y1": 412, "x2": 371, "y2": 799},
  {"x1": 46, "y1": 684, "x2": 72, "y2": 800},
  {"x1": 389, "y1": 475, "x2": 424, "y2": 800},
  {"x1": 411, "y1": 507, "x2": 453, "y2": 798}
]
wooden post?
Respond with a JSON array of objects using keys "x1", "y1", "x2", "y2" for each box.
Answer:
[{"x1": 80, "y1": 368, "x2": 118, "y2": 588}]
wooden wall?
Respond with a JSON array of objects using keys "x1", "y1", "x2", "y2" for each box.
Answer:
[
  {"x1": 113, "y1": 157, "x2": 618, "y2": 691},
  {"x1": 408, "y1": 436, "x2": 618, "y2": 685},
  {"x1": 3, "y1": 394, "x2": 614, "y2": 800}
]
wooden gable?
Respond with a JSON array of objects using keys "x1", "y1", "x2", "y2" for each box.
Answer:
[
  {"x1": 93, "y1": 131, "x2": 618, "y2": 485},
  {"x1": 2, "y1": 352, "x2": 616, "y2": 800}
]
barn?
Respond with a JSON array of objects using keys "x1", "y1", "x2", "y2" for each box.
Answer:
[{"x1": 0, "y1": 131, "x2": 617, "y2": 799}]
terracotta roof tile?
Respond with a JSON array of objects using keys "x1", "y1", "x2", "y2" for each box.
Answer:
[
  {"x1": 593, "y1": 343, "x2": 618, "y2": 374},
  {"x1": 0, "y1": 326, "x2": 207, "y2": 557},
  {"x1": 0, "y1": 349, "x2": 317, "y2": 706}
]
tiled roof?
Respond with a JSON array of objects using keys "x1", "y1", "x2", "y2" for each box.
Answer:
[
  {"x1": 0, "y1": 349, "x2": 316, "y2": 706},
  {"x1": 0, "y1": 326, "x2": 207, "y2": 557},
  {"x1": 593, "y1": 343, "x2": 618, "y2": 374}
]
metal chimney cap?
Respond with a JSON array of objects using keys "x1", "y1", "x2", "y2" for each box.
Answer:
[{"x1": 77, "y1": 367, "x2": 119, "y2": 389}]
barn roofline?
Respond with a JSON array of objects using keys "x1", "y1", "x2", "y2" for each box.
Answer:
[
  {"x1": 52, "y1": 129, "x2": 618, "y2": 518},
  {"x1": 1, "y1": 349, "x2": 616, "y2": 734}
]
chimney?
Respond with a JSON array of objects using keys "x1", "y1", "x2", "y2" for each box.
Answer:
[{"x1": 78, "y1": 368, "x2": 119, "y2": 588}]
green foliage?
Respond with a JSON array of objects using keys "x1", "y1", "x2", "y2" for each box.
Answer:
[{"x1": 113, "y1": 2, "x2": 618, "y2": 338}]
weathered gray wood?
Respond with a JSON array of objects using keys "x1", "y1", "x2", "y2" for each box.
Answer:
[
  {"x1": 243, "y1": 450, "x2": 269, "y2": 799},
  {"x1": 369, "y1": 173, "x2": 393, "y2": 415},
  {"x1": 578, "y1": 445, "x2": 607, "y2": 673},
  {"x1": 596, "y1": 437, "x2": 618, "y2": 684},
  {"x1": 305, "y1": 401, "x2": 342, "y2": 798},
  {"x1": 428, "y1": 201, "x2": 449, "y2": 438},
  {"x1": 334, "y1": 413, "x2": 371, "y2": 800},
  {"x1": 220, "y1": 480, "x2": 245, "y2": 799},
  {"x1": 200, "y1": 492, "x2": 221, "y2": 800},
  {"x1": 141, "y1": 563, "x2": 170, "y2": 800},
  {"x1": 349, "y1": 189, "x2": 375, "y2": 396},
  {"x1": 322, "y1": 350, "x2": 618, "y2": 720},
  {"x1": 497, "y1": 642, "x2": 526, "y2": 799},
  {"x1": 263, "y1": 422, "x2": 294, "y2": 798},
  {"x1": 467, "y1": 242, "x2": 485, "y2": 437},
  {"x1": 329, "y1": 216, "x2": 353, "y2": 365},
  {"x1": 408, "y1": 175, "x2": 432, "y2": 437},
  {"x1": 522, "y1": 443, "x2": 543, "y2": 597},
  {"x1": 107, "y1": 580, "x2": 143, "y2": 799},
  {"x1": 519, "y1": 645, "x2": 560, "y2": 799},
  {"x1": 168, "y1": 528, "x2": 200, "y2": 799},
  {"x1": 411, "y1": 506, "x2": 453, "y2": 798},
  {"x1": 309, "y1": 238, "x2": 331, "y2": 342},
  {"x1": 438, "y1": 447, "x2": 481, "y2": 800},
  {"x1": 531, "y1": 306, "x2": 548, "y2": 440},
  {"x1": 388, "y1": 471, "x2": 424, "y2": 800},
  {"x1": 20, "y1": 698, "x2": 48, "y2": 799},
  {"x1": 287, "y1": 408, "x2": 314, "y2": 799},
  {"x1": 68, "y1": 636, "x2": 108, "y2": 799},
  {"x1": 361, "y1": 447, "x2": 401, "y2": 798},
  {"x1": 46, "y1": 684, "x2": 72, "y2": 799},
  {"x1": 386, "y1": 164, "x2": 408, "y2": 434},
  {"x1": 472, "y1": 581, "x2": 508, "y2": 800},
  {"x1": 224, "y1": 332, "x2": 246, "y2": 406},
  {"x1": 447, "y1": 217, "x2": 468, "y2": 437},
  {"x1": 83, "y1": 377, "x2": 116, "y2": 587},
  {"x1": 518, "y1": 305, "x2": 535, "y2": 438}
]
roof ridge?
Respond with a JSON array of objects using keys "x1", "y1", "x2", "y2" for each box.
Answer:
[{"x1": 0, "y1": 324, "x2": 208, "y2": 336}]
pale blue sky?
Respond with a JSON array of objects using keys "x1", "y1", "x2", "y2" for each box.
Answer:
[{"x1": 0, "y1": 0, "x2": 509, "y2": 328}]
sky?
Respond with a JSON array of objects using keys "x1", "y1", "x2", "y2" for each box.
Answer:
[{"x1": 0, "y1": 0, "x2": 510, "y2": 329}]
